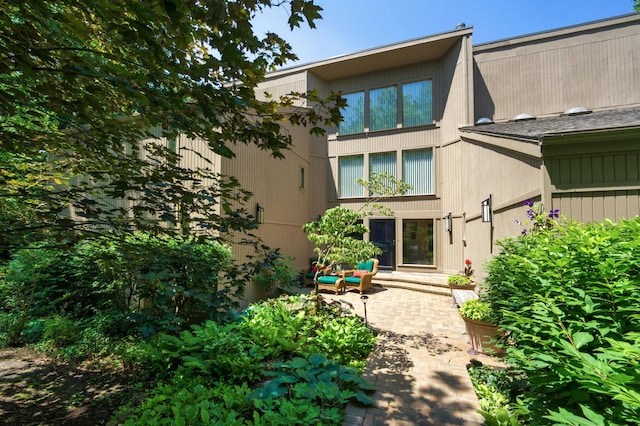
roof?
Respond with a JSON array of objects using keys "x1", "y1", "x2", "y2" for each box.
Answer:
[
  {"x1": 265, "y1": 26, "x2": 472, "y2": 81},
  {"x1": 460, "y1": 107, "x2": 640, "y2": 142}
]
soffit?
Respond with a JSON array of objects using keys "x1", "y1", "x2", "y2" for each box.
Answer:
[{"x1": 267, "y1": 28, "x2": 471, "y2": 82}]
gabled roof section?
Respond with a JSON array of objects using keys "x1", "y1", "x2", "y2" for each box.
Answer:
[
  {"x1": 460, "y1": 107, "x2": 640, "y2": 143},
  {"x1": 266, "y1": 26, "x2": 472, "y2": 81}
]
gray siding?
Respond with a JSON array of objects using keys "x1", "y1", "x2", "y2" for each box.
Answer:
[{"x1": 552, "y1": 190, "x2": 640, "y2": 222}]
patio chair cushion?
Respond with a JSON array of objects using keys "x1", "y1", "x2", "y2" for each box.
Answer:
[
  {"x1": 317, "y1": 275, "x2": 341, "y2": 284},
  {"x1": 356, "y1": 260, "x2": 375, "y2": 272},
  {"x1": 353, "y1": 270, "x2": 369, "y2": 277}
]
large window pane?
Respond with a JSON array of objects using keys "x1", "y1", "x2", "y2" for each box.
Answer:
[
  {"x1": 402, "y1": 219, "x2": 434, "y2": 265},
  {"x1": 402, "y1": 149, "x2": 432, "y2": 195},
  {"x1": 339, "y1": 92, "x2": 365, "y2": 135},
  {"x1": 370, "y1": 86, "x2": 397, "y2": 131},
  {"x1": 369, "y1": 152, "x2": 397, "y2": 178},
  {"x1": 403, "y1": 80, "x2": 433, "y2": 127},
  {"x1": 339, "y1": 155, "x2": 364, "y2": 198}
]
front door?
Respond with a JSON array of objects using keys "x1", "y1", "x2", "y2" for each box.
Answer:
[{"x1": 369, "y1": 219, "x2": 396, "y2": 270}]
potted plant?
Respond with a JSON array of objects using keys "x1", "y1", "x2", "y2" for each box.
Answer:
[
  {"x1": 458, "y1": 299, "x2": 503, "y2": 355},
  {"x1": 447, "y1": 274, "x2": 475, "y2": 290}
]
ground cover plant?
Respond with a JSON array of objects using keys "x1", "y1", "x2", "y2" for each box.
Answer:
[
  {"x1": 483, "y1": 205, "x2": 640, "y2": 425},
  {"x1": 115, "y1": 293, "x2": 376, "y2": 425}
]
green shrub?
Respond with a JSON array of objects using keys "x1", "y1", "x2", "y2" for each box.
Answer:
[
  {"x1": 117, "y1": 377, "x2": 254, "y2": 426},
  {"x1": 458, "y1": 299, "x2": 495, "y2": 323},
  {"x1": 485, "y1": 217, "x2": 640, "y2": 425},
  {"x1": 74, "y1": 233, "x2": 234, "y2": 335},
  {"x1": 302, "y1": 315, "x2": 376, "y2": 367},
  {"x1": 146, "y1": 320, "x2": 262, "y2": 383},
  {"x1": 447, "y1": 274, "x2": 473, "y2": 286}
]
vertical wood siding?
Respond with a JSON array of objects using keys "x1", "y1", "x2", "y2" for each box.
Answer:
[
  {"x1": 474, "y1": 25, "x2": 640, "y2": 121},
  {"x1": 552, "y1": 190, "x2": 640, "y2": 222}
]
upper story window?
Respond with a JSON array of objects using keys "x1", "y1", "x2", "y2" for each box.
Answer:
[
  {"x1": 370, "y1": 86, "x2": 397, "y2": 131},
  {"x1": 338, "y1": 79, "x2": 433, "y2": 136},
  {"x1": 403, "y1": 80, "x2": 433, "y2": 127},
  {"x1": 339, "y1": 91, "x2": 365, "y2": 135}
]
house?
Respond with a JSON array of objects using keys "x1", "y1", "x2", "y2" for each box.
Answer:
[{"x1": 231, "y1": 13, "x2": 640, "y2": 301}]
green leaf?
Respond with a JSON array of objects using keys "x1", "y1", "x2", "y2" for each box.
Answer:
[
  {"x1": 308, "y1": 353, "x2": 327, "y2": 367},
  {"x1": 572, "y1": 332, "x2": 594, "y2": 349}
]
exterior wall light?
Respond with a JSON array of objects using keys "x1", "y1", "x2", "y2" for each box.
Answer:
[
  {"x1": 256, "y1": 203, "x2": 264, "y2": 224},
  {"x1": 443, "y1": 212, "x2": 452, "y2": 233},
  {"x1": 481, "y1": 195, "x2": 492, "y2": 224}
]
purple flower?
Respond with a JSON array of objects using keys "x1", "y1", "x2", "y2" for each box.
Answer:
[
  {"x1": 523, "y1": 199, "x2": 534, "y2": 207},
  {"x1": 514, "y1": 219, "x2": 520, "y2": 225},
  {"x1": 526, "y1": 209, "x2": 534, "y2": 219},
  {"x1": 548, "y1": 209, "x2": 560, "y2": 219},
  {"x1": 521, "y1": 229, "x2": 528, "y2": 236}
]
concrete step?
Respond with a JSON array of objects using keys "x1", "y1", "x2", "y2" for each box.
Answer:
[{"x1": 372, "y1": 271, "x2": 452, "y2": 297}]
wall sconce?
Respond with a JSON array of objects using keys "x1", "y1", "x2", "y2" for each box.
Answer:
[
  {"x1": 481, "y1": 195, "x2": 492, "y2": 224},
  {"x1": 256, "y1": 203, "x2": 264, "y2": 224},
  {"x1": 443, "y1": 212, "x2": 452, "y2": 233}
]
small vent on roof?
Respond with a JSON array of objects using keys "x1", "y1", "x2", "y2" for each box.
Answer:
[
  {"x1": 563, "y1": 106, "x2": 592, "y2": 116},
  {"x1": 512, "y1": 113, "x2": 536, "y2": 122},
  {"x1": 475, "y1": 117, "x2": 494, "y2": 125},
  {"x1": 455, "y1": 23, "x2": 466, "y2": 30}
]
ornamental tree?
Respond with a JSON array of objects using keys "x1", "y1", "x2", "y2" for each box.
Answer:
[{"x1": 303, "y1": 172, "x2": 411, "y2": 293}]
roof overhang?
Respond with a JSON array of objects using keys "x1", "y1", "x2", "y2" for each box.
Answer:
[{"x1": 267, "y1": 27, "x2": 472, "y2": 81}]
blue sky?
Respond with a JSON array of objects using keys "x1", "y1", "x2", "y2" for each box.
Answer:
[{"x1": 252, "y1": 0, "x2": 636, "y2": 65}]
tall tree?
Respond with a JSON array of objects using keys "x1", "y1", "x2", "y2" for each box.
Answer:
[{"x1": 0, "y1": 0, "x2": 343, "y2": 255}]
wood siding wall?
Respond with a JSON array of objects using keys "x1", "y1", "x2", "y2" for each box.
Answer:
[
  {"x1": 552, "y1": 190, "x2": 640, "y2": 223},
  {"x1": 474, "y1": 19, "x2": 640, "y2": 121},
  {"x1": 221, "y1": 123, "x2": 312, "y2": 304}
]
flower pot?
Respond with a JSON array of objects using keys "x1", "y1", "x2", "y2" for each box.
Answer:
[
  {"x1": 462, "y1": 317, "x2": 504, "y2": 356},
  {"x1": 448, "y1": 282, "x2": 476, "y2": 290}
]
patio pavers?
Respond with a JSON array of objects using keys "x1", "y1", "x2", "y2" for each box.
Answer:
[{"x1": 299, "y1": 284, "x2": 501, "y2": 425}]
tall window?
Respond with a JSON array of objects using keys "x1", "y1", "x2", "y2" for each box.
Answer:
[
  {"x1": 403, "y1": 80, "x2": 433, "y2": 127},
  {"x1": 339, "y1": 155, "x2": 364, "y2": 198},
  {"x1": 339, "y1": 91, "x2": 365, "y2": 135},
  {"x1": 403, "y1": 149, "x2": 432, "y2": 195},
  {"x1": 369, "y1": 86, "x2": 397, "y2": 131},
  {"x1": 402, "y1": 219, "x2": 434, "y2": 265}
]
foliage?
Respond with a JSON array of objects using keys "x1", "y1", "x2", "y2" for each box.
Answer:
[
  {"x1": 118, "y1": 377, "x2": 254, "y2": 426},
  {"x1": 447, "y1": 274, "x2": 474, "y2": 286},
  {"x1": 1, "y1": 0, "x2": 343, "y2": 253},
  {"x1": 301, "y1": 315, "x2": 376, "y2": 367},
  {"x1": 484, "y1": 216, "x2": 640, "y2": 425},
  {"x1": 0, "y1": 233, "x2": 234, "y2": 345},
  {"x1": 251, "y1": 353, "x2": 376, "y2": 425},
  {"x1": 468, "y1": 361, "x2": 527, "y2": 426},
  {"x1": 247, "y1": 246, "x2": 300, "y2": 292},
  {"x1": 303, "y1": 172, "x2": 410, "y2": 292},
  {"x1": 116, "y1": 293, "x2": 376, "y2": 425},
  {"x1": 514, "y1": 199, "x2": 560, "y2": 236},
  {"x1": 73, "y1": 232, "x2": 234, "y2": 335},
  {"x1": 458, "y1": 299, "x2": 494, "y2": 323},
  {"x1": 145, "y1": 320, "x2": 263, "y2": 383}
]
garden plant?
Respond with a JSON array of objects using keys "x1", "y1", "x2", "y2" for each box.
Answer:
[{"x1": 481, "y1": 200, "x2": 640, "y2": 425}]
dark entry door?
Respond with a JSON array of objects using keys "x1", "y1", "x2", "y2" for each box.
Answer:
[{"x1": 369, "y1": 219, "x2": 396, "y2": 270}]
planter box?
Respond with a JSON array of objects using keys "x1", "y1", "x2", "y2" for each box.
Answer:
[{"x1": 462, "y1": 317, "x2": 504, "y2": 356}]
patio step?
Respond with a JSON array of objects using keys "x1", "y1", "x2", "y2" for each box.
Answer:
[{"x1": 372, "y1": 272, "x2": 452, "y2": 297}]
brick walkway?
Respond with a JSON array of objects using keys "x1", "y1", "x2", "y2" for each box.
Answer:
[{"x1": 301, "y1": 285, "x2": 501, "y2": 425}]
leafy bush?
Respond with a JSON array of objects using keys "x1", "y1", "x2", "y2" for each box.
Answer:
[
  {"x1": 458, "y1": 299, "x2": 494, "y2": 323},
  {"x1": 146, "y1": 320, "x2": 262, "y2": 383},
  {"x1": 74, "y1": 233, "x2": 234, "y2": 335},
  {"x1": 484, "y1": 217, "x2": 640, "y2": 425},
  {"x1": 447, "y1": 274, "x2": 473, "y2": 286},
  {"x1": 117, "y1": 377, "x2": 254, "y2": 426},
  {"x1": 251, "y1": 353, "x2": 376, "y2": 425},
  {"x1": 302, "y1": 315, "x2": 376, "y2": 367}
]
